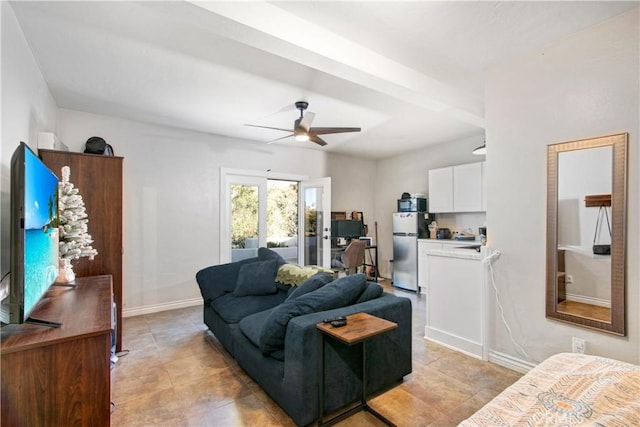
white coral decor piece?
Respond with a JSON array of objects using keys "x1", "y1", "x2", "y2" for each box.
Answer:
[{"x1": 57, "y1": 166, "x2": 97, "y2": 280}]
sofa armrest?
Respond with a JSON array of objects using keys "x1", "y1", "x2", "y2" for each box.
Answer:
[
  {"x1": 196, "y1": 257, "x2": 259, "y2": 303},
  {"x1": 281, "y1": 293, "x2": 412, "y2": 424}
]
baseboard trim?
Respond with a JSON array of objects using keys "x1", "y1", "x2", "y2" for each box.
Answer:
[
  {"x1": 488, "y1": 350, "x2": 536, "y2": 373},
  {"x1": 424, "y1": 326, "x2": 484, "y2": 359},
  {"x1": 123, "y1": 298, "x2": 201, "y2": 318},
  {"x1": 565, "y1": 293, "x2": 610, "y2": 308}
]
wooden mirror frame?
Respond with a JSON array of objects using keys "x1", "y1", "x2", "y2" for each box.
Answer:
[{"x1": 546, "y1": 133, "x2": 627, "y2": 335}]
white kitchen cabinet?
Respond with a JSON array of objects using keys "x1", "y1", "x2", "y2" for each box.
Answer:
[
  {"x1": 453, "y1": 162, "x2": 483, "y2": 212},
  {"x1": 427, "y1": 161, "x2": 486, "y2": 213},
  {"x1": 425, "y1": 250, "x2": 486, "y2": 359},
  {"x1": 417, "y1": 240, "x2": 443, "y2": 293},
  {"x1": 427, "y1": 167, "x2": 453, "y2": 212}
]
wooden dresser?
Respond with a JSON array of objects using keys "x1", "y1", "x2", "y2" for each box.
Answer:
[
  {"x1": 39, "y1": 149, "x2": 124, "y2": 351},
  {"x1": 1, "y1": 275, "x2": 114, "y2": 426}
]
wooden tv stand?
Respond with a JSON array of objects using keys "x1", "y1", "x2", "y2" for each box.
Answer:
[{"x1": 1, "y1": 275, "x2": 114, "y2": 426}]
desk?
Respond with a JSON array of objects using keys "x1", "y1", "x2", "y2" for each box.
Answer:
[
  {"x1": 316, "y1": 313, "x2": 397, "y2": 426},
  {"x1": 363, "y1": 245, "x2": 378, "y2": 281}
]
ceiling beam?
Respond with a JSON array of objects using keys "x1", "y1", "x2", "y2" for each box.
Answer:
[{"x1": 187, "y1": 0, "x2": 485, "y2": 129}]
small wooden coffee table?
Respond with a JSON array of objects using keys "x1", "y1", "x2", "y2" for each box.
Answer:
[{"x1": 316, "y1": 312, "x2": 397, "y2": 426}]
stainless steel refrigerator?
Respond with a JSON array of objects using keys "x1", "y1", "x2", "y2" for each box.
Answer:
[{"x1": 392, "y1": 212, "x2": 429, "y2": 291}]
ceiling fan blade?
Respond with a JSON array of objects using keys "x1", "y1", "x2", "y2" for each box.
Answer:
[
  {"x1": 299, "y1": 111, "x2": 315, "y2": 131},
  {"x1": 266, "y1": 134, "x2": 294, "y2": 144},
  {"x1": 309, "y1": 127, "x2": 361, "y2": 135},
  {"x1": 245, "y1": 124, "x2": 294, "y2": 133},
  {"x1": 309, "y1": 135, "x2": 328, "y2": 146}
]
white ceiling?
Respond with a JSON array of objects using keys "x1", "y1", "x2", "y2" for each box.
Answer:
[{"x1": 10, "y1": 1, "x2": 637, "y2": 159}]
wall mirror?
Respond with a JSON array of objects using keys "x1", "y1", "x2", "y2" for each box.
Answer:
[{"x1": 546, "y1": 133, "x2": 627, "y2": 335}]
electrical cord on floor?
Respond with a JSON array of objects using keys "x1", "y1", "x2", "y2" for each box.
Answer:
[
  {"x1": 115, "y1": 349, "x2": 130, "y2": 358},
  {"x1": 484, "y1": 249, "x2": 531, "y2": 361},
  {"x1": 110, "y1": 349, "x2": 129, "y2": 370}
]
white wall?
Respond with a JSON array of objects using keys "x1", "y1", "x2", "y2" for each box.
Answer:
[
  {"x1": 0, "y1": 2, "x2": 58, "y2": 277},
  {"x1": 486, "y1": 8, "x2": 639, "y2": 365},
  {"x1": 326, "y1": 153, "x2": 377, "y2": 235},
  {"x1": 373, "y1": 134, "x2": 484, "y2": 277},
  {"x1": 56, "y1": 109, "x2": 374, "y2": 315}
]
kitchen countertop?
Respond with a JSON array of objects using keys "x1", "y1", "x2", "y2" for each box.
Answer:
[
  {"x1": 425, "y1": 248, "x2": 484, "y2": 260},
  {"x1": 418, "y1": 238, "x2": 486, "y2": 260},
  {"x1": 418, "y1": 238, "x2": 481, "y2": 245}
]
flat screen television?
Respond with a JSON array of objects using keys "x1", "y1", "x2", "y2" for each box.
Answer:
[{"x1": 3, "y1": 142, "x2": 60, "y2": 325}]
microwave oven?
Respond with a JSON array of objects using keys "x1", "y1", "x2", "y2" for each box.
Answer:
[{"x1": 397, "y1": 197, "x2": 427, "y2": 212}]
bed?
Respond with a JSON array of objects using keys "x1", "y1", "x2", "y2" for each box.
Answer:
[{"x1": 460, "y1": 353, "x2": 639, "y2": 426}]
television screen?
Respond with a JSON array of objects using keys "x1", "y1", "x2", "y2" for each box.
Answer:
[{"x1": 6, "y1": 142, "x2": 59, "y2": 324}]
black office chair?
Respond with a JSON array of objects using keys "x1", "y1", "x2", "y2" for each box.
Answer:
[{"x1": 331, "y1": 239, "x2": 366, "y2": 276}]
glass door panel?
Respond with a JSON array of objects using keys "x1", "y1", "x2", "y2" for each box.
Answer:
[
  {"x1": 225, "y1": 175, "x2": 266, "y2": 263},
  {"x1": 230, "y1": 183, "x2": 259, "y2": 262},
  {"x1": 300, "y1": 178, "x2": 331, "y2": 267},
  {"x1": 267, "y1": 180, "x2": 299, "y2": 264}
]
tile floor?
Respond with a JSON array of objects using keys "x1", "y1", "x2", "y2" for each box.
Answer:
[{"x1": 111, "y1": 280, "x2": 522, "y2": 426}]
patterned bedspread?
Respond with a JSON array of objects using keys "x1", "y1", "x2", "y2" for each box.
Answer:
[{"x1": 459, "y1": 353, "x2": 640, "y2": 426}]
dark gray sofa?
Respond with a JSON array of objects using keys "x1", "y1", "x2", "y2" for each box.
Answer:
[{"x1": 196, "y1": 248, "x2": 412, "y2": 427}]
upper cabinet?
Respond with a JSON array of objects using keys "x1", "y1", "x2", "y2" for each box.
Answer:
[
  {"x1": 453, "y1": 162, "x2": 483, "y2": 212},
  {"x1": 427, "y1": 167, "x2": 454, "y2": 212},
  {"x1": 428, "y1": 162, "x2": 486, "y2": 213}
]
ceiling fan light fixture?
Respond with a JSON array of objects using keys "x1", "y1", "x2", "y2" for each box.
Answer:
[
  {"x1": 473, "y1": 142, "x2": 486, "y2": 155},
  {"x1": 246, "y1": 101, "x2": 360, "y2": 147}
]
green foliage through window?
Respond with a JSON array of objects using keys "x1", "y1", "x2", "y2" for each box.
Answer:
[{"x1": 231, "y1": 180, "x2": 299, "y2": 248}]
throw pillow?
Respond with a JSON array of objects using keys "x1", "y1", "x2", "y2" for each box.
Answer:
[
  {"x1": 276, "y1": 264, "x2": 334, "y2": 286},
  {"x1": 286, "y1": 272, "x2": 333, "y2": 300},
  {"x1": 258, "y1": 247, "x2": 287, "y2": 269},
  {"x1": 196, "y1": 257, "x2": 260, "y2": 303},
  {"x1": 259, "y1": 273, "x2": 367, "y2": 354},
  {"x1": 233, "y1": 259, "x2": 278, "y2": 297}
]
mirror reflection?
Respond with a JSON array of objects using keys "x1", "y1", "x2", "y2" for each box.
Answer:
[
  {"x1": 557, "y1": 147, "x2": 611, "y2": 321},
  {"x1": 546, "y1": 133, "x2": 627, "y2": 335}
]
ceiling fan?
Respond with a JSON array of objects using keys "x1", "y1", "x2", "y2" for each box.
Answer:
[{"x1": 245, "y1": 101, "x2": 361, "y2": 146}]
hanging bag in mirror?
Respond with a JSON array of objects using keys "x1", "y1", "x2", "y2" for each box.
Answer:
[{"x1": 592, "y1": 205, "x2": 612, "y2": 255}]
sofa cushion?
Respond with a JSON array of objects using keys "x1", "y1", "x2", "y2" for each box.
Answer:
[
  {"x1": 286, "y1": 272, "x2": 333, "y2": 300},
  {"x1": 234, "y1": 259, "x2": 278, "y2": 297},
  {"x1": 259, "y1": 274, "x2": 368, "y2": 354},
  {"x1": 355, "y1": 282, "x2": 384, "y2": 303},
  {"x1": 276, "y1": 264, "x2": 334, "y2": 286},
  {"x1": 210, "y1": 290, "x2": 287, "y2": 324},
  {"x1": 239, "y1": 308, "x2": 274, "y2": 348}
]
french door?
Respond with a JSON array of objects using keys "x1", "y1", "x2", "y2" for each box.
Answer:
[{"x1": 220, "y1": 169, "x2": 331, "y2": 266}]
